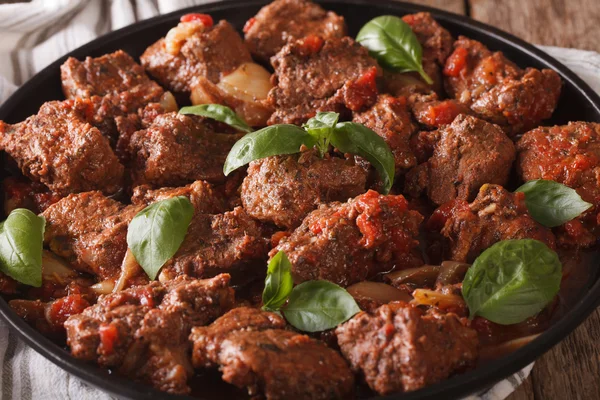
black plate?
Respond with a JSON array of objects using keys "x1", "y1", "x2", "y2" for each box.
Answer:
[{"x1": 0, "y1": 0, "x2": 599, "y2": 399}]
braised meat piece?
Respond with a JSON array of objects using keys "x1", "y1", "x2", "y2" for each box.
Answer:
[
  {"x1": 62, "y1": 50, "x2": 156, "y2": 98},
  {"x1": 3, "y1": 177, "x2": 62, "y2": 214},
  {"x1": 0, "y1": 100, "x2": 124, "y2": 196},
  {"x1": 128, "y1": 113, "x2": 241, "y2": 187},
  {"x1": 132, "y1": 180, "x2": 227, "y2": 215},
  {"x1": 274, "y1": 190, "x2": 423, "y2": 287},
  {"x1": 141, "y1": 19, "x2": 272, "y2": 126},
  {"x1": 65, "y1": 274, "x2": 234, "y2": 394},
  {"x1": 243, "y1": 0, "x2": 346, "y2": 62},
  {"x1": 431, "y1": 184, "x2": 556, "y2": 262},
  {"x1": 353, "y1": 95, "x2": 418, "y2": 174},
  {"x1": 384, "y1": 13, "x2": 453, "y2": 99},
  {"x1": 517, "y1": 122, "x2": 600, "y2": 246},
  {"x1": 336, "y1": 302, "x2": 478, "y2": 394},
  {"x1": 443, "y1": 36, "x2": 561, "y2": 135},
  {"x1": 42, "y1": 191, "x2": 142, "y2": 280},
  {"x1": 405, "y1": 115, "x2": 516, "y2": 205},
  {"x1": 241, "y1": 150, "x2": 367, "y2": 229},
  {"x1": 191, "y1": 308, "x2": 354, "y2": 399},
  {"x1": 159, "y1": 207, "x2": 269, "y2": 281},
  {"x1": 268, "y1": 36, "x2": 381, "y2": 125}
]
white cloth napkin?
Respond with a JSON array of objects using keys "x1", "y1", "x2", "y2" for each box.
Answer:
[{"x1": 0, "y1": 0, "x2": 598, "y2": 399}]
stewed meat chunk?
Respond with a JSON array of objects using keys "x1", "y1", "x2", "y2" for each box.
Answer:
[
  {"x1": 405, "y1": 115, "x2": 515, "y2": 205},
  {"x1": 61, "y1": 50, "x2": 157, "y2": 98},
  {"x1": 275, "y1": 190, "x2": 423, "y2": 287},
  {"x1": 0, "y1": 100, "x2": 124, "y2": 196},
  {"x1": 268, "y1": 36, "x2": 381, "y2": 125},
  {"x1": 241, "y1": 149, "x2": 367, "y2": 229},
  {"x1": 443, "y1": 36, "x2": 561, "y2": 135},
  {"x1": 132, "y1": 180, "x2": 227, "y2": 215},
  {"x1": 191, "y1": 308, "x2": 354, "y2": 400},
  {"x1": 65, "y1": 275, "x2": 234, "y2": 394},
  {"x1": 42, "y1": 191, "x2": 142, "y2": 280},
  {"x1": 353, "y1": 95, "x2": 418, "y2": 174},
  {"x1": 141, "y1": 19, "x2": 272, "y2": 126},
  {"x1": 243, "y1": 0, "x2": 346, "y2": 62},
  {"x1": 431, "y1": 184, "x2": 556, "y2": 262},
  {"x1": 384, "y1": 13, "x2": 453, "y2": 99},
  {"x1": 517, "y1": 122, "x2": 600, "y2": 246},
  {"x1": 159, "y1": 207, "x2": 269, "y2": 281},
  {"x1": 128, "y1": 112, "x2": 242, "y2": 187},
  {"x1": 336, "y1": 302, "x2": 478, "y2": 394}
]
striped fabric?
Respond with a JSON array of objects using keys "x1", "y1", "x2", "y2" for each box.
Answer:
[{"x1": 0, "y1": 1, "x2": 598, "y2": 399}]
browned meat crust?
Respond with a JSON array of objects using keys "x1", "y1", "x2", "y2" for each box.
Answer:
[
  {"x1": 405, "y1": 114, "x2": 516, "y2": 205},
  {"x1": 336, "y1": 302, "x2": 478, "y2": 394},
  {"x1": 0, "y1": 100, "x2": 124, "y2": 196},
  {"x1": 65, "y1": 274, "x2": 234, "y2": 394},
  {"x1": 267, "y1": 36, "x2": 381, "y2": 125},
  {"x1": 274, "y1": 190, "x2": 423, "y2": 287},
  {"x1": 244, "y1": 0, "x2": 346, "y2": 62},
  {"x1": 191, "y1": 307, "x2": 354, "y2": 399},
  {"x1": 241, "y1": 150, "x2": 367, "y2": 229}
]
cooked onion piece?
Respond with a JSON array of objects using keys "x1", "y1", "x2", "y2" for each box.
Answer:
[
  {"x1": 91, "y1": 279, "x2": 115, "y2": 295},
  {"x1": 159, "y1": 91, "x2": 178, "y2": 112},
  {"x1": 113, "y1": 249, "x2": 141, "y2": 293},
  {"x1": 42, "y1": 250, "x2": 77, "y2": 284},
  {"x1": 347, "y1": 281, "x2": 412, "y2": 304},
  {"x1": 436, "y1": 261, "x2": 470, "y2": 286},
  {"x1": 385, "y1": 265, "x2": 440, "y2": 288},
  {"x1": 480, "y1": 334, "x2": 542, "y2": 361},
  {"x1": 165, "y1": 20, "x2": 206, "y2": 55},
  {"x1": 412, "y1": 288, "x2": 465, "y2": 310},
  {"x1": 218, "y1": 62, "x2": 273, "y2": 102}
]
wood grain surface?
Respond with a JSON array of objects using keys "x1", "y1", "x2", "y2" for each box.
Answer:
[{"x1": 405, "y1": 1, "x2": 600, "y2": 399}]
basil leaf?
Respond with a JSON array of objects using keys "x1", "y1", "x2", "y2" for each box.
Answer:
[
  {"x1": 283, "y1": 280, "x2": 360, "y2": 332},
  {"x1": 223, "y1": 124, "x2": 317, "y2": 175},
  {"x1": 330, "y1": 122, "x2": 395, "y2": 194},
  {"x1": 262, "y1": 251, "x2": 294, "y2": 311},
  {"x1": 515, "y1": 179, "x2": 593, "y2": 227},
  {"x1": 356, "y1": 15, "x2": 433, "y2": 84},
  {"x1": 304, "y1": 112, "x2": 340, "y2": 157},
  {"x1": 462, "y1": 239, "x2": 561, "y2": 325},
  {"x1": 179, "y1": 104, "x2": 252, "y2": 133},
  {"x1": 0, "y1": 209, "x2": 45, "y2": 287},
  {"x1": 127, "y1": 196, "x2": 194, "y2": 280}
]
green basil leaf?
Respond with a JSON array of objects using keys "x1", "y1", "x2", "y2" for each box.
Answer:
[
  {"x1": 223, "y1": 124, "x2": 317, "y2": 175},
  {"x1": 262, "y1": 251, "x2": 294, "y2": 311},
  {"x1": 0, "y1": 209, "x2": 45, "y2": 287},
  {"x1": 283, "y1": 280, "x2": 360, "y2": 332},
  {"x1": 515, "y1": 179, "x2": 593, "y2": 227},
  {"x1": 462, "y1": 239, "x2": 562, "y2": 325},
  {"x1": 179, "y1": 104, "x2": 253, "y2": 133},
  {"x1": 356, "y1": 15, "x2": 433, "y2": 84},
  {"x1": 127, "y1": 196, "x2": 194, "y2": 280},
  {"x1": 330, "y1": 122, "x2": 395, "y2": 194},
  {"x1": 303, "y1": 112, "x2": 340, "y2": 131}
]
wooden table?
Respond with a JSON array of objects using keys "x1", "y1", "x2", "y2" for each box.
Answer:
[{"x1": 404, "y1": 1, "x2": 600, "y2": 399}]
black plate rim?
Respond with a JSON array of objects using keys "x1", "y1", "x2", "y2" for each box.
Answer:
[{"x1": 0, "y1": 1, "x2": 599, "y2": 399}]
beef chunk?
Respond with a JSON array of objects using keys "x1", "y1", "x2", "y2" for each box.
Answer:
[
  {"x1": 443, "y1": 36, "x2": 561, "y2": 135},
  {"x1": 243, "y1": 0, "x2": 346, "y2": 62},
  {"x1": 191, "y1": 308, "x2": 354, "y2": 400},
  {"x1": 336, "y1": 302, "x2": 478, "y2": 394},
  {"x1": 159, "y1": 207, "x2": 269, "y2": 280},
  {"x1": 128, "y1": 112, "x2": 241, "y2": 187},
  {"x1": 42, "y1": 191, "x2": 142, "y2": 280},
  {"x1": 517, "y1": 122, "x2": 600, "y2": 246},
  {"x1": 432, "y1": 184, "x2": 556, "y2": 262},
  {"x1": 241, "y1": 150, "x2": 367, "y2": 229},
  {"x1": 352, "y1": 95, "x2": 418, "y2": 174},
  {"x1": 0, "y1": 100, "x2": 124, "y2": 196},
  {"x1": 405, "y1": 115, "x2": 515, "y2": 205},
  {"x1": 132, "y1": 180, "x2": 227, "y2": 215},
  {"x1": 3, "y1": 177, "x2": 62, "y2": 214},
  {"x1": 190, "y1": 307, "x2": 287, "y2": 368},
  {"x1": 274, "y1": 190, "x2": 423, "y2": 287},
  {"x1": 65, "y1": 274, "x2": 234, "y2": 394},
  {"x1": 383, "y1": 13, "x2": 453, "y2": 99},
  {"x1": 267, "y1": 36, "x2": 381, "y2": 125},
  {"x1": 61, "y1": 50, "x2": 156, "y2": 98},
  {"x1": 141, "y1": 20, "x2": 271, "y2": 126}
]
